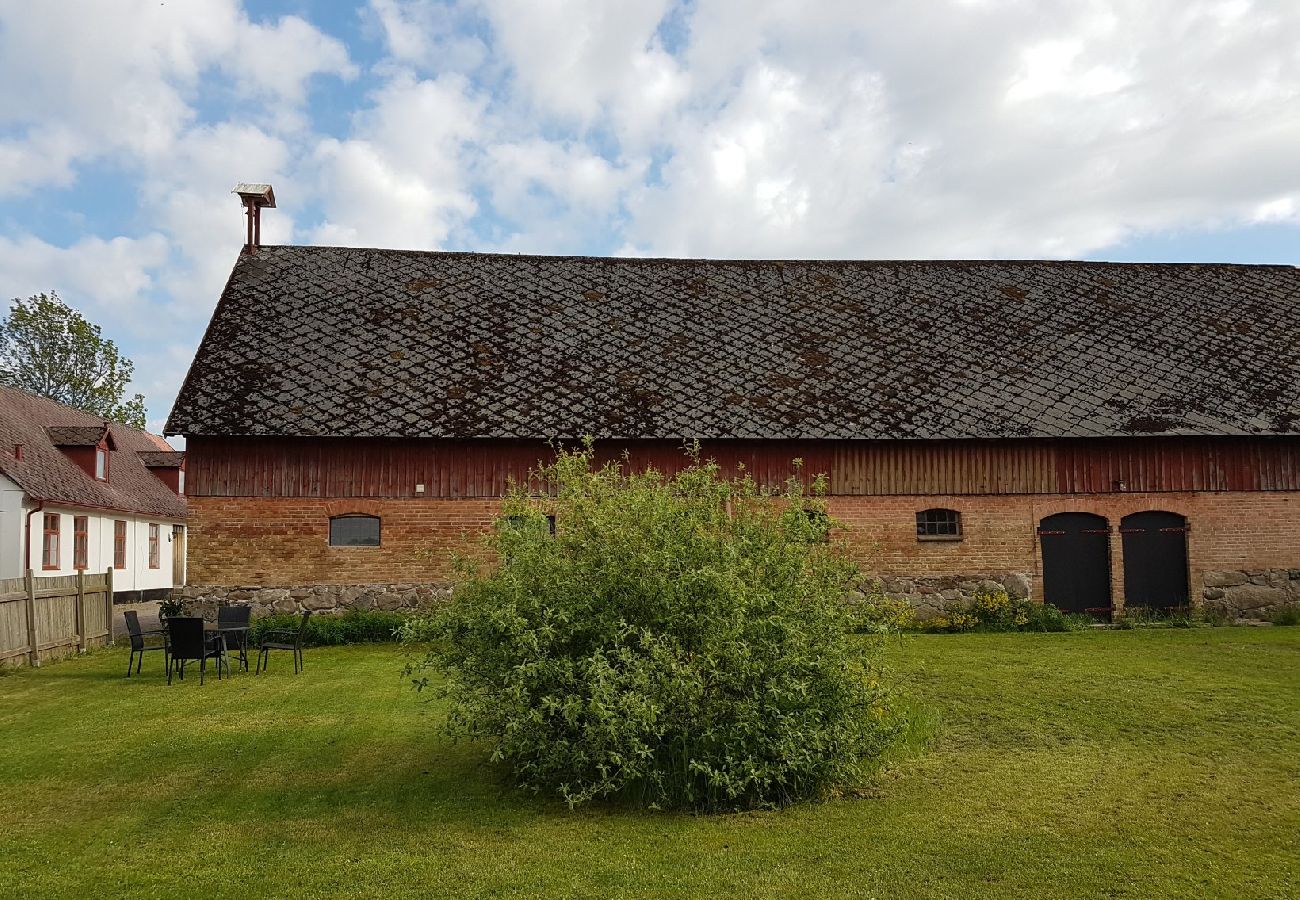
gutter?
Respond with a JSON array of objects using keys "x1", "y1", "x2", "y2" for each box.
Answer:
[{"x1": 24, "y1": 499, "x2": 44, "y2": 573}]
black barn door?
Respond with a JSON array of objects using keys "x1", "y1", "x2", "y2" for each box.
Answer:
[
  {"x1": 1121, "y1": 511, "x2": 1189, "y2": 610},
  {"x1": 1039, "y1": 512, "x2": 1112, "y2": 614}
]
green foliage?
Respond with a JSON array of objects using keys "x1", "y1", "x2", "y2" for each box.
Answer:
[
  {"x1": 849, "y1": 591, "x2": 916, "y2": 635},
  {"x1": 920, "y1": 588, "x2": 1091, "y2": 633},
  {"x1": 1269, "y1": 604, "x2": 1300, "y2": 626},
  {"x1": 0, "y1": 291, "x2": 146, "y2": 428},
  {"x1": 157, "y1": 596, "x2": 187, "y2": 619},
  {"x1": 401, "y1": 443, "x2": 899, "y2": 811},
  {"x1": 250, "y1": 609, "x2": 409, "y2": 646},
  {"x1": 1117, "y1": 605, "x2": 1194, "y2": 629},
  {"x1": 1195, "y1": 604, "x2": 1236, "y2": 627}
]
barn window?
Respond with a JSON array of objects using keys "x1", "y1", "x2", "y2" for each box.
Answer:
[
  {"x1": 916, "y1": 508, "x2": 962, "y2": 541},
  {"x1": 95, "y1": 446, "x2": 108, "y2": 481},
  {"x1": 330, "y1": 514, "x2": 381, "y2": 547},
  {"x1": 506, "y1": 514, "x2": 556, "y2": 536},
  {"x1": 804, "y1": 507, "x2": 831, "y2": 542}
]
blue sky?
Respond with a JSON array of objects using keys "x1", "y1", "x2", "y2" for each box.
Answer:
[{"x1": 2, "y1": 0, "x2": 1299, "y2": 434}]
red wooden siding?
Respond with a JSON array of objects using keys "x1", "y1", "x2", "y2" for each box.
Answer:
[{"x1": 186, "y1": 436, "x2": 1300, "y2": 499}]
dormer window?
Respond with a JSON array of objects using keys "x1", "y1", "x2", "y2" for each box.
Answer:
[{"x1": 95, "y1": 446, "x2": 108, "y2": 481}]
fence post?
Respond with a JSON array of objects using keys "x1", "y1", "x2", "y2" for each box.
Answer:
[
  {"x1": 105, "y1": 567, "x2": 114, "y2": 644},
  {"x1": 23, "y1": 568, "x2": 39, "y2": 668},
  {"x1": 75, "y1": 569, "x2": 87, "y2": 652}
]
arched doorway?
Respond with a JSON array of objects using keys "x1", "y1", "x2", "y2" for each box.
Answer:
[
  {"x1": 1120, "y1": 511, "x2": 1190, "y2": 611},
  {"x1": 1038, "y1": 512, "x2": 1112, "y2": 614}
]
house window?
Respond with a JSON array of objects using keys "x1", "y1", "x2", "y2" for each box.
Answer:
[
  {"x1": 42, "y1": 513, "x2": 60, "y2": 570},
  {"x1": 178, "y1": 469, "x2": 185, "y2": 494},
  {"x1": 148, "y1": 523, "x2": 160, "y2": 569},
  {"x1": 917, "y1": 508, "x2": 962, "y2": 541},
  {"x1": 329, "y1": 515, "x2": 381, "y2": 547},
  {"x1": 95, "y1": 447, "x2": 108, "y2": 481},
  {"x1": 73, "y1": 516, "x2": 88, "y2": 569},
  {"x1": 114, "y1": 520, "x2": 127, "y2": 569}
]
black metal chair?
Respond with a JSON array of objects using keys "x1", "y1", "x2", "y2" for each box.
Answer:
[
  {"x1": 165, "y1": 617, "x2": 226, "y2": 685},
  {"x1": 124, "y1": 610, "x2": 168, "y2": 677},
  {"x1": 216, "y1": 604, "x2": 253, "y2": 672},
  {"x1": 256, "y1": 611, "x2": 311, "y2": 675}
]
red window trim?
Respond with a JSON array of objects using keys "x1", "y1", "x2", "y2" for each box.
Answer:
[
  {"x1": 113, "y1": 520, "x2": 127, "y2": 570},
  {"x1": 148, "y1": 523, "x2": 160, "y2": 569},
  {"x1": 42, "y1": 513, "x2": 60, "y2": 570},
  {"x1": 73, "y1": 516, "x2": 88, "y2": 570}
]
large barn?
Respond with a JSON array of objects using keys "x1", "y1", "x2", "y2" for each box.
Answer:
[{"x1": 167, "y1": 232, "x2": 1300, "y2": 620}]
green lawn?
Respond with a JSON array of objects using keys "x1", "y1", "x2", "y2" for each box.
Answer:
[{"x1": 1, "y1": 629, "x2": 1297, "y2": 899}]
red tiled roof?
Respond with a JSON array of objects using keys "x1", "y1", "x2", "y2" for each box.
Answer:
[{"x1": 0, "y1": 386, "x2": 187, "y2": 518}]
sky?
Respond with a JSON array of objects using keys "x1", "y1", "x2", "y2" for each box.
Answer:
[{"x1": 2, "y1": 0, "x2": 1299, "y2": 436}]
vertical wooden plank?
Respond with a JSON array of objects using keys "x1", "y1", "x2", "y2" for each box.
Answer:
[
  {"x1": 75, "y1": 569, "x2": 86, "y2": 652},
  {"x1": 105, "y1": 567, "x2": 114, "y2": 644},
  {"x1": 24, "y1": 569, "x2": 39, "y2": 668}
]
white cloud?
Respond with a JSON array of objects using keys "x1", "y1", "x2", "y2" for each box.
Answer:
[
  {"x1": 309, "y1": 73, "x2": 483, "y2": 249},
  {"x1": 0, "y1": 234, "x2": 170, "y2": 316}
]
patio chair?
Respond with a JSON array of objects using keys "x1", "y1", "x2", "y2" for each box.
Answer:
[
  {"x1": 216, "y1": 604, "x2": 253, "y2": 672},
  {"x1": 256, "y1": 610, "x2": 312, "y2": 675},
  {"x1": 166, "y1": 616, "x2": 226, "y2": 685},
  {"x1": 124, "y1": 610, "x2": 168, "y2": 677}
]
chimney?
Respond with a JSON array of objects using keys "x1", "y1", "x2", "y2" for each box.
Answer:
[{"x1": 233, "y1": 183, "x2": 276, "y2": 253}]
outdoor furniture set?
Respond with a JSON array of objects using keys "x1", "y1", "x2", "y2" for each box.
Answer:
[{"x1": 123, "y1": 607, "x2": 312, "y2": 684}]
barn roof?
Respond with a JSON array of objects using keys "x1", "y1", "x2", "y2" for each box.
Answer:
[
  {"x1": 0, "y1": 386, "x2": 187, "y2": 518},
  {"x1": 166, "y1": 246, "x2": 1300, "y2": 440}
]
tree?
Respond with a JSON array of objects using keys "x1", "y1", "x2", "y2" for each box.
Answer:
[
  {"x1": 0, "y1": 291, "x2": 147, "y2": 429},
  {"x1": 402, "y1": 443, "x2": 900, "y2": 811}
]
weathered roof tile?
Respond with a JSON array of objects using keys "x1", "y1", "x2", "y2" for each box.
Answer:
[{"x1": 166, "y1": 247, "x2": 1300, "y2": 440}]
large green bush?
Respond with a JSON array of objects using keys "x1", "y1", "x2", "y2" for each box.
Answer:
[{"x1": 401, "y1": 445, "x2": 898, "y2": 811}]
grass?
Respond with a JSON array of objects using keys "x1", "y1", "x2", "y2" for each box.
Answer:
[{"x1": 1, "y1": 629, "x2": 1297, "y2": 899}]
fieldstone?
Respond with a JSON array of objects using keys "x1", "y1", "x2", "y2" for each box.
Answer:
[
  {"x1": 374, "y1": 591, "x2": 406, "y2": 611},
  {"x1": 1001, "y1": 573, "x2": 1032, "y2": 600},
  {"x1": 940, "y1": 589, "x2": 961, "y2": 602},
  {"x1": 1289, "y1": 570, "x2": 1300, "y2": 580},
  {"x1": 1202, "y1": 571, "x2": 1247, "y2": 588},
  {"x1": 227, "y1": 590, "x2": 254, "y2": 602},
  {"x1": 301, "y1": 592, "x2": 337, "y2": 612},
  {"x1": 978, "y1": 579, "x2": 1005, "y2": 596},
  {"x1": 272, "y1": 595, "x2": 298, "y2": 614},
  {"x1": 1203, "y1": 588, "x2": 1225, "y2": 601},
  {"x1": 1222, "y1": 584, "x2": 1286, "y2": 610}
]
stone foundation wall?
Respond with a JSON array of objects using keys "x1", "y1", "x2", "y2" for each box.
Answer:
[
  {"x1": 1200, "y1": 569, "x2": 1300, "y2": 619},
  {"x1": 176, "y1": 582, "x2": 453, "y2": 618},
  {"x1": 852, "y1": 572, "x2": 1034, "y2": 621}
]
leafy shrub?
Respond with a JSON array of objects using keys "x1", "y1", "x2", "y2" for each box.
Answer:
[
  {"x1": 1270, "y1": 604, "x2": 1300, "y2": 626},
  {"x1": 401, "y1": 443, "x2": 899, "y2": 811},
  {"x1": 157, "y1": 596, "x2": 187, "y2": 618},
  {"x1": 249, "y1": 609, "x2": 409, "y2": 646},
  {"x1": 850, "y1": 592, "x2": 915, "y2": 635},
  {"x1": 920, "y1": 588, "x2": 1090, "y2": 633}
]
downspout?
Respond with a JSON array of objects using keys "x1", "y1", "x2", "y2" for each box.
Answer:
[{"x1": 24, "y1": 498, "x2": 44, "y2": 574}]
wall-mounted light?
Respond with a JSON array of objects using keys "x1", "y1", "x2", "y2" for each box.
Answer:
[{"x1": 1114, "y1": 479, "x2": 1127, "y2": 492}]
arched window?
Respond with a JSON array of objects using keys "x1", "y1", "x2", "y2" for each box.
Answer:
[
  {"x1": 916, "y1": 508, "x2": 962, "y2": 540},
  {"x1": 329, "y1": 514, "x2": 381, "y2": 547}
]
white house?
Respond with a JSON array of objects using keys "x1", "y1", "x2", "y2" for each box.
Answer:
[{"x1": 0, "y1": 386, "x2": 187, "y2": 599}]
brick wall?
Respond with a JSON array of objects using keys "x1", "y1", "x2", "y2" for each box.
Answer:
[
  {"x1": 187, "y1": 497, "x2": 499, "y2": 585},
  {"x1": 189, "y1": 491, "x2": 1300, "y2": 610}
]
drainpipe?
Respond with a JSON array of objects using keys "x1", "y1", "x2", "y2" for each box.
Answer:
[{"x1": 24, "y1": 499, "x2": 44, "y2": 574}]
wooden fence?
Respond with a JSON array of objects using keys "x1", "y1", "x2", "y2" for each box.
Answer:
[{"x1": 0, "y1": 569, "x2": 114, "y2": 669}]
